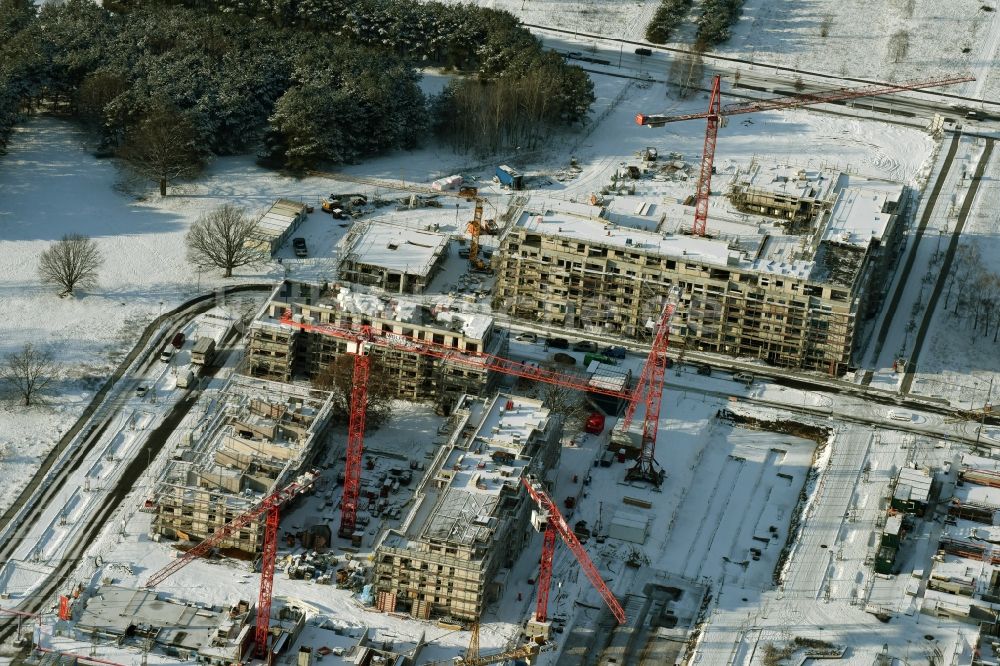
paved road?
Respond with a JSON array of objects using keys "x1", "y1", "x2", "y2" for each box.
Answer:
[
  {"x1": 529, "y1": 24, "x2": 1000, "y2": 114},
  {"x1": 781, "y1": 425, "x2": 871, "y2": 599}
]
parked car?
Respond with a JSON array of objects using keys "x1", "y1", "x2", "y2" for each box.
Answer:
[
  {"x1": 553, "y1": 352, "x2": 576, "y2": 366},
  {"x1": 515, "y1": 332, "x2": 537, "y2": 343},
  {"x1": 135, "y1": 385, "x2": 148, "y2": 397},
  {"x1": 602, "y1": 345, "x2": 627, "y2": 359},
  {"x1": 733, "y1": 372, "x2": 754, "y2": 386},
  {"x1": 634, "y1": 47, "x2": 652, "y2": 56},
  {"x1": 573, "y1": 340, "x2": 598, "y2": 353},
  {"x1": 696, "y1": 364, "x2": 712, "y2": 376},
  {"x1": 171, "y1": 332, "x2": 185, "y2": 349},
  {"x1": 159, "y1": 347, "x2": 174, "y2": 363},
  {"x1": 292, "y1": 237, "x2": 308, "y2": 257},
  {"x1": 546, "y1": 337, "x2": 570, "y2": 349}
]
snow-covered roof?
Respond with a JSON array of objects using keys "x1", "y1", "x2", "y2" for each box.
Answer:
[
  {"x1": 954, "y1": 482, "x2": 1000, "y2": 508},
  {"x1": 894, "y1": 467, "x2": 932, "y2": 504},
  {"x1": 603, "y1": 196, "x2": 665, "y2": 232},
  {"x1": 343, "y1": 222, "x2": 448, "y2": 276},
  {"x1": 821, "y1": 176, "x2": 904, "y2": 247},
  {"x1": 328, "y1": 285, "x2": 493, "y2": 341},
  {"x1": 751, "y1": 235, "x2": 815, "y2": 279},
  {"x1": 77, "y1": 586, "x2": 229, "y2": 648},
  {"x1": 516, "y1": 208, "x2": 737, "y2": 267},
  {"x1": 254, "y1": 198, "x2": 306, "y2": 239},
  {"x1": 422, "y1": 395, "x2": 549, "y2": 546},
  {"x1": 731, "y1": 163, "x2": 837, "y2": 203}
]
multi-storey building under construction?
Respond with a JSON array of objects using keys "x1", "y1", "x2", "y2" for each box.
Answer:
[
  {"x1": 496, "y1": 167, "x2": 906, "y2": 375},
  {"x1": 372, "y1": 393, "x2": 562, "y2": 622},
  {"x1": 245, "y1": 280, "x2": 505, "y2": 407},
  {"x1": 151, "y1": 375, "x2": 334, "y2": 554}
]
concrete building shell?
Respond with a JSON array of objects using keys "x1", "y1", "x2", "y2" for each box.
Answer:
[
  {"x1": 372, "y1": 393, "x2": 562, "y2": 622},
  {"x1": 245, "y1": 281, "x2": 505, "y2": 405},
  {"x1": 151, "y1": 375, "x2": 333, "y2": 554},
  {"x1": 496, "y1": 171, "x2": 907, "y2": 375},
  {"x1": 337, "y1": 221, "x2": 449, "y2": 295}
]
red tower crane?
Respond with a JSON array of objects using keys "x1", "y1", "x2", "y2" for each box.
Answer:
[
  {"x1": 521, "y1": 475, "x2": 626, "y2": 625},
  {"x1": 277, "y1": 309, "x2": 636, "y2": 538},
  {"x1": 636, "y1": 73, "x2": 974, "y2": 237},
  {"x1": 618, "y1": 288, "x2": 681, "y2": 485},
  {"x1": 143, "y1": 471, "x2": 318, "y2": 657}
]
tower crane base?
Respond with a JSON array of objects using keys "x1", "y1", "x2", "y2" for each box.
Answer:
[
  {"x1": 625, "y1": 462, "x2": 665, "y2": 486},
  {"x1": 525, "y1": 619, "x2": 552, "y2": 640}
]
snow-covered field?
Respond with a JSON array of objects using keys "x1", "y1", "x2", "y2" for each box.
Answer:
[{"x1": 464, "y1": 0, "x2": 1000, "y2": 103}]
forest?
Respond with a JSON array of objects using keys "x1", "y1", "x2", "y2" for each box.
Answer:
[{"x1": 0, "y1": 0, "x2": 594, "y2": 174}]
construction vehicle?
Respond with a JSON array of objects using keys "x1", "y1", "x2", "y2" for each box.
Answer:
[
  {"x1": 636, "y1": 74, "x2": 974, "y2": 237},
  {"x1": 521, "y1": 474, "x2": 627, "y2": 625},
  {"x1": 142, "y1": 470, "x2": 319, "y2": 657}
]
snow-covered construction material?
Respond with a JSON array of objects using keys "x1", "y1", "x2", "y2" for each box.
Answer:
[
  {"x1": 373, "y1": 393, "x2": 562, "y2": 622},
  {"x1": 245, "y1": 281, "x2": 500, "y2": 401},
  {"x1": 249, "y1": 199, "x2": 308, "y2": 256},
  {"x1": 338, "y1": 221, "x2": 449, "y2": 294},
  {"x1": 431, "y1": 174, "x2": 463, "y2": 191},
  {"x1": 607, "y1": 510, "x2": 649, "y2": 544}
]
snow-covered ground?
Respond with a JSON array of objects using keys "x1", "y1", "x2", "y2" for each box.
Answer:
[
  {"x1": 464, "y1": 0, "x2": 1000, "y2": 103},
  {"x1": 910, "y1": 138, "x2": 1000, "y2": 409}
]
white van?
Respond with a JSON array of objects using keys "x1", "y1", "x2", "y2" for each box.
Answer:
[{"x1": 159, "y1": 347, "x2": 174, "y2": 363}]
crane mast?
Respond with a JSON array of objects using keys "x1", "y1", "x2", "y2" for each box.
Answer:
[
  {"x1": 143, "y1": 471, "x2": 318, "y2": 656},
  {"x1": 620, "y1": 288, "x2": 681, "y2": 485},
  {"x1": 636, "y1": 73, "x2": 974, "y2": 236},
  {"x1": 521, "y1": 475, "x2": 627, "y2": 624}
]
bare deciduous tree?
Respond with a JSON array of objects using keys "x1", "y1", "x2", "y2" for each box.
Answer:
[
  {"x1": 312, "y1": 355, "x2": 394, "y2": 427},
  {"x1": 887, "y1": 30, "x2": 910, "y2": 64},
  {"x1": 38, "y1": 234, "x2": 103, "y2": 296},
  {"x1": 186, "y1": 204, "x2": 266, "y2": 278},
  {"x1": 118, "y1": 102, "x2": 202, "y2": 196},
  {"x1": 538, "y1": 383, "x2": 590, "y2": 432},
  {"x1": 1, "y1": 343, "x2": 57, "y2": 407}
]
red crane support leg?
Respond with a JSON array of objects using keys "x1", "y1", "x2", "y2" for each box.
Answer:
[
  {"x1": 535, "y1": 523, "x2": 557, "y2": 623},
  {"x1": 693, "y1": 74, "x2": 722, "y2": 237},
  {"x1": 255, "y1": 504, "x2": 280, "y2": 657},
  {"x1": 339, "y1": 346, "x2": 372, "y2": 539}
]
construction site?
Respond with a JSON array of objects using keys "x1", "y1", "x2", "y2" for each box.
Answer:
[
  {"x1": 373, "y1": 393, "x2": 561, "y2": 622},
  {"x1": 496, "y1": 163, "x2": 906, "y2": 376},
  {"x1": 4, "y1": 18, "x2": 1000, "y2": 666},
  {"x1": 151, "y1": 375, "x2": 335, "y2": 553}
]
